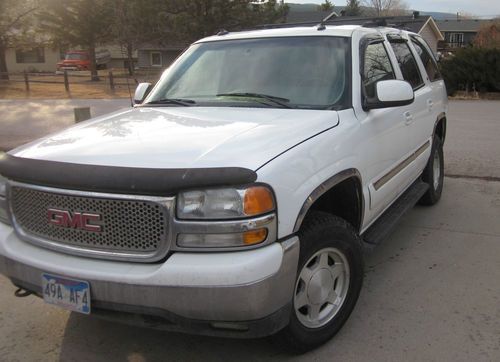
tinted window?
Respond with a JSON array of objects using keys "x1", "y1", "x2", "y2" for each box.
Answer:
[
  {"x1": 362, "y1": 42, "x2": 395, "y2": 99},
  {"x1": 411, "y1": 37, "x2": 441, "y2": 81},
  {"x1": 389, "y1": 41, "x2": 424, "y2": 89}
]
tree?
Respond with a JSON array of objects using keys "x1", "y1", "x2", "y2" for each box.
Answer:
[
  {"x1": 0, "y1": 0, "x2": 39, "y2": 80},
  {"x1": 39, "y1": 0, "x2": 113, "y2": 81},
  {"x1": 110, "y1": 0, "x2": 168, "y2": 76},
  {"x1": 362, "y1": 0, "x2": 409, "y2": 16},
  {"x1": 344, "y1": 0, "x2": 363, "y2": 16},
  {"x1": 165, "y1": 0, "x2": 289, "y2": 42},
  {"x1": 473, "y1": 21, "x2": 500, "y2": 49},
  {"x1": 318, "y1": 0, "x2": 334, "y2": 12}
]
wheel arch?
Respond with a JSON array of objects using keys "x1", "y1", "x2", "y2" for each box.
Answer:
[
  {"x1": 293, "y1": 169, "x2": 364, "y2": 233},
  {"x1": 434, "y1": 113, "x2": 447, "y2": 144}
]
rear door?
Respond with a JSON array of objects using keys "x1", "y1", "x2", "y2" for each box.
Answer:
[
  {"x1": 408, "y1": 35, "x2": 447, "y2": 146},
  {"x1": 386, "y1": 34, "x2": 433, "y2": 184}
]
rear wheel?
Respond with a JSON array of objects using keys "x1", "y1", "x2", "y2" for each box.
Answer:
[
  {"x1": 277, "y1": 212, "x2": 364, "y2": 353},
  {"x1": 419, "y1": 135, "x2": 444, "y2": 205}
]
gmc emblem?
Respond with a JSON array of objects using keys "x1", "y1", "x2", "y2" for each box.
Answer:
[{"x1": 47, "y1": 209, "x2": 102, "y2": 232}]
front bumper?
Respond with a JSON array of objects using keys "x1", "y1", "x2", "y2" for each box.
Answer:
[{"x1": 0, "y1": 222, "x2": 299, "y2": 338}]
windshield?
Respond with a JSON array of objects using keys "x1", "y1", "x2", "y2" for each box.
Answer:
[
  {"x1": 65, "y1": 53, "x2": 87, "y2": 60},
  {"x1": 146, "y1": 36, "x2": 350, "y2": 109}
]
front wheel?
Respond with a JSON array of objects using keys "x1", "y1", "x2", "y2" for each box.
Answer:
[
  {"x1": 277, "y1": 212, "x2": 364, "y2": 353},
  {"x1": 419, "y1": 135, "x2": 444, "y2": 205}
]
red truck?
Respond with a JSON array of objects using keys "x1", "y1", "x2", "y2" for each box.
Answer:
[{"x1": 56, "y1": 50, "x2": 111, "y2": 71}]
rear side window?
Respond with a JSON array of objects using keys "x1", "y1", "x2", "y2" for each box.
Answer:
[
  {"x1": 389, "y1": 41, "x2": 424, "y2": 90},
  {"x1": 362, "y1": 42, "x2": 395, "y2": 99},
  {"x1": 411, "y1": 37, "x2": 441, "y2": 82}
]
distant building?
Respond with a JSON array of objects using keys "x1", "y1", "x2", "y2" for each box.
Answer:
[
  {"x1": 436, "y1": 19, "x2": 498, "y2": 52},
  {"x1": 4, "y1": 46, "x2": 61, "y2": 73},
  {"x1": 137, "y1": 43, "x2": 187, "y2": 69}
]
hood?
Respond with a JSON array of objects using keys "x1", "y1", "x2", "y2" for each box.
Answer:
[{"x1": 11, "y1": 106, "x2": 339, "y2": 170}]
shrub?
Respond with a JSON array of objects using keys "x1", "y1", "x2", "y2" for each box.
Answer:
[{"x1": 439, "y1": 48, "x2": 500, "y2": 95}]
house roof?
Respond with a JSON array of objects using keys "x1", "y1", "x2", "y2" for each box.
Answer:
[
  {"x1": 436, "y1": 19, "x2": 498, "y2": 32},
  {"x1": 137, "y1": 42, "x2": 187, "y2": 51}
]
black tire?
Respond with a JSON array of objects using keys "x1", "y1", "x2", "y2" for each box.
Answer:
[
  {"x1": 277, "y1": 211, "x2": 364, "y2": 353},
  {"x1": 419, "y1": 135, "x2": 444, "y2": 205}
]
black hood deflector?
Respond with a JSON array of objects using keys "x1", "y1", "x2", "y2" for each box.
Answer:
[{"x1": 0, "y1": 154, "x2": 257, "y2": 196}]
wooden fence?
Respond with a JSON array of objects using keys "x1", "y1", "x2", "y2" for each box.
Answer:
[{"x1": 0, "y1": 70, "x2": 161, "y2": 96}]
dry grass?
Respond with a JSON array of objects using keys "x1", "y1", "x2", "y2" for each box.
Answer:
[{"x1": 0, "y1": 69, "x2": 160, "y2": 99}]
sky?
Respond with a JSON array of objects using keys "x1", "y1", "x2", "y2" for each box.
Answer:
[{"x1": 296, "y1": 0, "x2": 500, "y2": 17}]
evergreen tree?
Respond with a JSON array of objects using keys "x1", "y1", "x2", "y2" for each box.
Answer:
[
  {"x1": 318, "y1": 1, "x2": 334, "y2": 12},
  {"x1": 345, "y1": 0, "x2": 363, "y2": 16},
  {"x1": 40, "y1": 0, "x2": 113, "y2": 81}
]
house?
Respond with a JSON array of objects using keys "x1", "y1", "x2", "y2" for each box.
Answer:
[
  {"x1": 137, "y1": 43, "x2": 187, "y2": 69},
  {"x1": 282, "y1": 12, "x2": 444, "y2": 54},
  {"x1": 436, "y1": 19, "x2": 498, "y2": 52},
  {"x1": 4, "y1": 46, "x2": 62, "y2": 73}
]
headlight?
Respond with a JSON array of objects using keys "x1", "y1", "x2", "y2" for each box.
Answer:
[
  {"x1": 177, "y1": 186, "x2": 275, "y2": 220},
  {"x1": 0, "y1": 174, "x2": 9, "y2": 225}
]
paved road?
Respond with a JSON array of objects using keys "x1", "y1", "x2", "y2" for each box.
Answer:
[
  {"x1": 0, "y1": 100, "x2": 499, "y2": 361},
  {"x1": 0, "y1": 99, "x2": 131, "y2": 152}
]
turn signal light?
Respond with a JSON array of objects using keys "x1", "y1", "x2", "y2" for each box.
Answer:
[{"x1": 244, "y1": 187, "x2": 274, "y2": 216}]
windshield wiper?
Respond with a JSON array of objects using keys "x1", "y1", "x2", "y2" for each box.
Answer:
[
  {"x1": 216, "y1": 92, "x2": 293, "y2": 109},
  {"x1": 145, "y1": 98, "x2": 196, "y2": 106}
]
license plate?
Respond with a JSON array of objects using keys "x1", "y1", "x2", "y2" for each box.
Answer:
[{"x1": 42, "y1": 273, "x2": 91, "y2": 314}]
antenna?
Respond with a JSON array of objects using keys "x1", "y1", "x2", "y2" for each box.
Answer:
[
  {"x1": 317, "y1": 11, "x2": 339, "y2": 31},
  {"x1": 120, "y1": 44, "x2": 134, "y2": 107}
]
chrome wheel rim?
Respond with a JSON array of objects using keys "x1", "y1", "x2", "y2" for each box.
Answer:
[
  {"x1": 433, "y1": 150, "x2": 441, "y2": 190},
  {"x1": 294, "y1": 247, "x2": 350, "y2": 328}
]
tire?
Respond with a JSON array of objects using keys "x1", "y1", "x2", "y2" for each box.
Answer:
[
  {"x1": 277, "y1": 212, "x2": 364, "y2": 353},
  {"x1": 419, "y1": 135, "x2": 444, "y2": 205}
]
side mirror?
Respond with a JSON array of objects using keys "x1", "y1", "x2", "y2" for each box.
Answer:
[
  {"x1": 134, "y1": 82, "x2": 152, "y2": 104},
  {"x1": 365, "y1": 80, "x2": 414, "y2": 110}
]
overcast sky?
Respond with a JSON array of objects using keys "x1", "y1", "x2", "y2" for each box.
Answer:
[{"x1": 295, "y1": 1, "x2": 500, "y2": 17}]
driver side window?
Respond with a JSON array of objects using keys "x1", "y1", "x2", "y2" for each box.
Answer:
[{"x1": 363, "y1": 42, "x2": 395, "y2": 100}]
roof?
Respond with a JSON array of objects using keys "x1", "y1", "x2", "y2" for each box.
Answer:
[
  {"x1": 436, "y1": 19, "x2": 498, "y2": 32},
  {"x1": 137, "y1": 42, "x2": 187, "y2": 51},
  {"x1": 198, "y1": 25, "x2": 360, "y2": 43}
]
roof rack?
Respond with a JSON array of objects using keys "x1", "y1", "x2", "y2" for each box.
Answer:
[{"x1": 252, "y1": 16, "x2": 416, "y2": 32}]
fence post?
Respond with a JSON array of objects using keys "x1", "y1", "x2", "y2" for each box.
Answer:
[
  {"x1": 108, "y1": 71, "x2": 115, "y2": 92},
  {"x1": 23, "y1": 71, "x2": 30, "y2": 93},
  {"x1": 74, "y1": 107, "x2": 91, "y2": 123},
  {"x1": 64, "y1": 70, "x2": 70, "y2": 94}
]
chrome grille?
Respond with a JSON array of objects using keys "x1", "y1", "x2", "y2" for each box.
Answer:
[{"x1": 10, "y1": 186, "x2": 169, "y2": 259}]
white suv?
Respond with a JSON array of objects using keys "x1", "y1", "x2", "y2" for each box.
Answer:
[{"x1": 0, "y1": 23, "x2": 447, "y2": 352}]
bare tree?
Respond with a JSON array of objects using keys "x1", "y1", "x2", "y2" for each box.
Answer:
[{"x1": 362, "y1": 0, "x2": 409, "y2": 16}]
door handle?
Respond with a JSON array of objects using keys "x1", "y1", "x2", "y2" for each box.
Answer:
[{"x1": 404, "y1": 111, "x2": 413, "y2": 125}]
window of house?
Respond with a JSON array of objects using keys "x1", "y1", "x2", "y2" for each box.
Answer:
[
  {"x1": 389, "y1": 41, "x2": 424, "y2": 90},
  {"x1": 15, "y1": 48, "x2": 45, "y2": 63},
  {"x1": 151, "y1": 52, "x2": 162, "y2": 67},
  {"x1": 449, "y1": 33, "x2": 464, "y2": 47},
  {"x1": 362, "y1": 41, "x2": 395, "y2": 99},
  {"x1": 410, "y1": 36, "x2": 441, "y2": 82}
]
